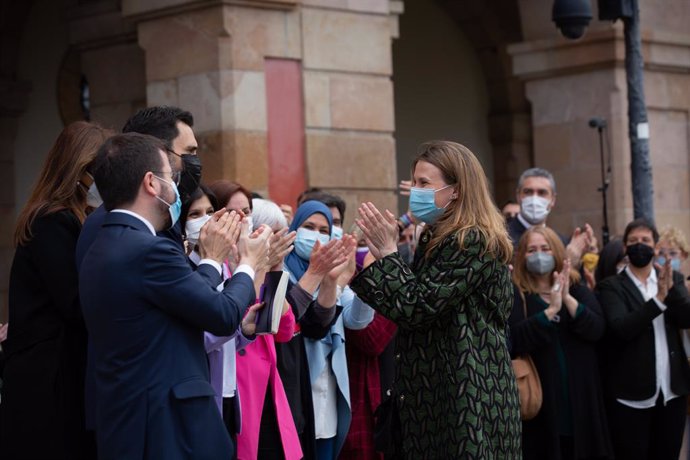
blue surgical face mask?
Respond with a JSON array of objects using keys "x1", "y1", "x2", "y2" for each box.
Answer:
[
  {"x1": 409, "y1": 185, "x2": 454, "y2": 224},
  {"x1": 153, "y1": 175, "x2": 182, "y2": 228},
  {"x1": 657, "y1": 256, "x2": 682, "y2": 272},
  {"x1": 295, "y1": 227, "x2": 331, "y2": 260},
  {"x1": 331, "y1": 226, "x2": 343, "y2": 240}
]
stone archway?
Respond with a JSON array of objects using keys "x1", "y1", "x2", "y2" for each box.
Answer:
[{"x1": 437, "y1": 0, "x2": 532, "y2": 206}]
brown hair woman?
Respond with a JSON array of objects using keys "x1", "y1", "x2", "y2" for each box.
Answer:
[
  {"x1": 0, "y1": 121, "x2": 113, "y2": 459},
  {"x1": 509, "y1": 226, "x2": 612, "y2": 460},
  {"x1": 350, "y1": 140, "x2": 520, "y2": 458}
]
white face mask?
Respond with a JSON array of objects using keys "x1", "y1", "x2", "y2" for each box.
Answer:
[
  {"x1": 520, "y1": 195, "x2": 551, "y2": 225},
  {"x1": 244, "y1": 216, "x2": 253, "y2": 233},
  {"x1": 331, "y1": 226, "x2": 343, "y2": 240},
  {"x1": 185, "y1": 215, "x2": 211, "y2": 246},
  {"x1": 86, "y1": 182, "x2": 103, "y2": 208}
]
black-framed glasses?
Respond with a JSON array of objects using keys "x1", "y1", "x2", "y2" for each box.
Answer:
[
  {"x1": 165, "y1": 147, "x2": 183, "y2": 159},
  {"x1": 153, "y1": 170, "x2": 181, "y2": 186}
]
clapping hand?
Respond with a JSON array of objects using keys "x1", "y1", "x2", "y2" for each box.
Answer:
[
  {"x1": 656, "y1": 258, "x2": 674, "y2": 302},
  {"x1": 356, "y1": 202, "x2": 399, "y2": 259},
  {"x1": 238, "y1": 223, "x2": 272, "y2": 273},
  {"x1": 268, "y1": 228, "x2": 296, "y2": 271},
  {"x1": 327, "y1": 234, "x2": 358, "y2": 282},
  {"x1": 399, "y1": 180, "x2": 412, "y2": 196},
  {"x1": 306, "y1": 239, "x2": 350, "y2": 278},
  {"x1": 566, "y1": 223, "x2": 594, "y2": 268},
  {"x1": 198, "y1": 209, "x2": 242, "y2": 263},
  {"x1": 0, "y1": 322, "x2": 8, "y2": 343},
  {"x1": 545, "y1": 271, "x2": 564, "y2": 321}
]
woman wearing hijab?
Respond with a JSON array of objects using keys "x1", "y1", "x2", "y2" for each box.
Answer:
[{"x1": 277, "y1": 200, "x2": 373, "y2": 459}]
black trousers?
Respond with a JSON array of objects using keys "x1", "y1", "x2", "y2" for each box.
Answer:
[
  {"x1": 257, "y1": 387, "x2": 284, "y2": 460},
  {"x1": 608, "y1": 394, "x2": 686, "y2": 460},
  {"x1": 222, "y1": 396, "x2": 238, "y2": 460}
]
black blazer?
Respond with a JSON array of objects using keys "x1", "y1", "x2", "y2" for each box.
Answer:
[
  {"x1": 0, "y1": 210, "x2": 91, "y2": 459},
  {"x1": 597, "y1": 270, "x2": 690, "y2": 401},
  {"x1": 506, "y1": 216, "x2": 569, "y2": 248}
]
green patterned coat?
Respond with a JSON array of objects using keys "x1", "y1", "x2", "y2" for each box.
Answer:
[{"x1": 350, "y1": 228, "x2": 521, "y2": 459}]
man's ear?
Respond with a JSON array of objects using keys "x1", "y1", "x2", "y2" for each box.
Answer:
[
  {"x1": 549, "y1": 194, "x2": 557, "y2": 210},
  {"x1": 142, "y1": 172, "x2": 158, "y2": 197}
]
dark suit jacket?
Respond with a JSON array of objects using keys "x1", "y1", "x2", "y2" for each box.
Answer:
[
  {"x1": 0, "y1": 210, "x2": 92, "y2": 459},
  {"x1": 76, "y1": 206, "x2": 217, "y2": 431},
  {"x1": 79, "y1": 211, "x2": 255, "y2": 460},
  {"x1": 597, "y1": 270, "x2": 690, "y2": 401},
  {"x1": 507, "y1": 216, "x2": 569, "y2": 248}
]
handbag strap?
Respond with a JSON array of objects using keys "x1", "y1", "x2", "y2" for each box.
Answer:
[{"x1": 519, "y1": 289, "x2": 528, "y2": 319}]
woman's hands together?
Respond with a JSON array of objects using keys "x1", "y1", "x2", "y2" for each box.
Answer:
[{"x1": 356, "y1": 202, "x2": 399, "y2": 260}]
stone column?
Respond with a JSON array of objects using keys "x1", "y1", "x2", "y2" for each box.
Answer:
[
  {"x1": 67, "y1": 0, "x2": 146, "y2": 130},
  {"x1": 122, "y1": 0, "x2": 399, "y2": 223},
  {"x1": 300, "y1": 0, "x2": 399, "y2": 224},
  {"x1": 509, "y1": 1, "x2": 690, "y2": 244},
  {"x1": 123, "y1": 0, "x2": 302, "y2": 196}
]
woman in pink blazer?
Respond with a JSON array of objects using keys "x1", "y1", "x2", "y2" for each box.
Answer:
[
  {"x1": 235, "y1": 198, "x2": 303, "y2": 460},
  {"x1": 236, "y1": 306, "x2": 301, "y2": 459}
]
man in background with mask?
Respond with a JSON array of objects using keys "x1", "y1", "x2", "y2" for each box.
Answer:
[
  {"x1": 508, "y1": 167, "x2": 594, "y2": 268},
  {"x1": 508, "y1": 167, "x2": 560, "y2": 245},
  {"x1": 77, "y1": 105, "x2": 202, "y2": 261},
  {"x1": 597, "y1": 218, "x2": 690, "y2": 460}
]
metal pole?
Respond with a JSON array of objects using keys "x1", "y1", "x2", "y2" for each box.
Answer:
[
  {"x1": 597, "y1": 125, "x2": 610, "y2": 245},
  {"x1": 624, "y1": 0, "x2": 654, "y2": 222}
]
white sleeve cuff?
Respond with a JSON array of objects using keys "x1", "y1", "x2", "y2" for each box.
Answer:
[
  {"x1": 234, "y1": 264, "x2": 256, "y2": 281},
  {"x1": 653, "y1": 297, "x2": 667, "y2": 311},
  {"x1": 198, "y1": 258, "x2": 222, "y2": 275}
]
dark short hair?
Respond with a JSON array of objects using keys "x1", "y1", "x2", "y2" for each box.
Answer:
[
  {"x1": 297, "y1": 187, "x2": 322, "y2": 205},
  {"x1": 594, "y1": 238, "x2": 626, "y2": 283},
  {"x1": 299, "y1": 191, "x2": 346, "y2": 224},
  {"x1": 180, "y1": 184, "x2": 219, "y2": 232},
  {"x1": 623, "y1": 218, "x2": 659, "y2": 245},
  {"x1": 122, "y1": 106, "x2": 194, "y2": 149},
  {"x1": 209, "y1": 180, "x2": 253, "y2": 212},
  {"x1": 93, "y1": 133, "x2": 166, "y2": 211}
]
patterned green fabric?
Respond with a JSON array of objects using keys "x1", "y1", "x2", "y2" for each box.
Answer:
[{"x1": 350, "y1": 228, "x2": 521, "y2": 459}]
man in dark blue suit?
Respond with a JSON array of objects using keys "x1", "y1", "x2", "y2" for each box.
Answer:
[
  {"x1": 79, "y1": 133, "x2": 270, "y2": 459},
  {"x1": 76, "y1": 107, "x2": 207, "y2": 435}
]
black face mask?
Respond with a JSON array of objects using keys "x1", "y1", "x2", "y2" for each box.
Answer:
[
  {"x1": 178, "y1": 154, "x2": 202, "y2": 205},
  {"x1": 626, "y1": 243, "x2": 655, "y2": 268}
]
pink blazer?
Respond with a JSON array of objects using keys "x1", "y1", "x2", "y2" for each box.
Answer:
[{"x1": 235, "y1": 307, "x2": 302, "y2": 460}]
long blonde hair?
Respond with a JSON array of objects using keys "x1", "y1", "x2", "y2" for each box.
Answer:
[
  {"x1": 512, "y1": 226, "x2": 580, "y2": 294},
  {"x1": 14, "y1": 121, "x2": 113, "y2": 246},
  {"x1": 414, "y1": 141, "x2": 512, "y2": 264}
]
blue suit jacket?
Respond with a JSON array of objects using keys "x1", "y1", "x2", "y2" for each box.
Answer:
[
  {"x1": 77, "y1": 206, "x2": 219, "y2": 431},
  {"x1": 79, "y1": 212, "x2": 255, "y2": 459}
]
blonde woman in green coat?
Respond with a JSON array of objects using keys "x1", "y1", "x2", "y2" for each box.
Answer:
[{"x1": 350, "y1": 140, "x2": 521, "y2": 459}]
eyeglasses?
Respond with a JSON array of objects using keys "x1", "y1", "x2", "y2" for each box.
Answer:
[
  {"x1": 165, "y1": 147, "x2": 183, "y2": 158},
  {"x1": 153, "y1": 170, "x2": 181, "y2": 186}
]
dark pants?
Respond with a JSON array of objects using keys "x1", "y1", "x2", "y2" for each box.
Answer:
[
  {"x1": 608, "y1": 395, "x2": 686, "y2": 460},
  {"x1": 222, "y1": 396, "x2": 238, "y2": 460},
  {"x1": 258, "y1": 387, "x2": 284, "y2": 460}
]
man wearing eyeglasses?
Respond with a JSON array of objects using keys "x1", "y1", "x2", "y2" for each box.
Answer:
[
  {"x1": 75, "y1": 106, "x2": 218, "y2": 440},
  {"x1": 79, "y1": 133, "x2": 270, "y2": 460}
]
